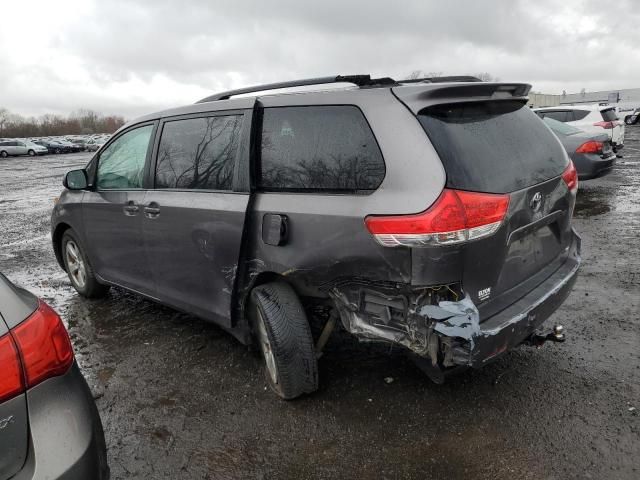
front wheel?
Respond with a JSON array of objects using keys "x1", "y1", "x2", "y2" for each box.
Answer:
[
  {"x1": 0, "y1": 151, "x2": 7, "y2": 158},
  {"x1": 250, "y1": 282, "x2": 318, "y2": 399},
  {"x1": 625, "y1": 115, "x2": 639, "y2": 125},
  {"x1": 28, "y1": 149, "x2": 36, "y2": 156},
  {"x1": 61, "y1": 230, "x2": 110, "y2": 298},
  {"x1": 55, "y1": 148, "x2": 62, "y2": 154}
]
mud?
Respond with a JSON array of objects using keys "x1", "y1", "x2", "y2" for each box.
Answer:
[{"x1": 0, "y1": 133, "x2": 639, "y2": 479}]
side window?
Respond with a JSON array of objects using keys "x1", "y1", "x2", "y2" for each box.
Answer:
[
  {"x1": 155, "y1": 115, "x2": 243, "y2": 191},
  {"x1": 259, "y1": 105, "x2": 385, "y2": 192},
  {"x1": 97, "y1": 125, "x2": 154, "y2": 189}
]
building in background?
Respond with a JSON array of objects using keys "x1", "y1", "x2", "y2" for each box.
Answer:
[{"x1": 527, "y1": 87, "x2": 640, "y2": 117}]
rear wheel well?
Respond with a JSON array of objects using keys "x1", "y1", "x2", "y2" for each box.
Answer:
[{"x1": 52, "y1": 223, "x2": 72, "y2": 271}]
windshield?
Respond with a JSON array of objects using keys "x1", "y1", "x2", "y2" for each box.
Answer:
[{"x1": 543, "y1": 117, "x2": 582, "y2": 136}]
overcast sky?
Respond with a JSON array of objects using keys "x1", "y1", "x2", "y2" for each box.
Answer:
[{"x1": 1, "y1": 0, "x2": 638, "y2": 119}]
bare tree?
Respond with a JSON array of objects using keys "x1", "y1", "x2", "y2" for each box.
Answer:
[
  {"x1": 0, "y1": 108, "x2": 9, "y2": 136},
  {"x1": 0, "y1": 107, "x2": 125, "y2": 137},
  {"x1": 474, "y1": 72, "x2": 500, "y2": 82}
]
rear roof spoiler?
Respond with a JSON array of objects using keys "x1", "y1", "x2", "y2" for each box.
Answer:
[{"x1": 392, "y1": 82, "x2": 532, "y2": 114}]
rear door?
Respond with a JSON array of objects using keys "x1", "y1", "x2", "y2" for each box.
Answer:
[
  {"x1": 143, "y1": 110, "x2": 251, "y2": 327},
  {"x1": 395, "y1": 87, "x2": 575, "y2": 309},
  {"x1": 82, "y1": 122, "x2": 156, "y2": 294}
]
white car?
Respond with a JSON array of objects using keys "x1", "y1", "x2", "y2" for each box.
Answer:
[
  {"x1": 533, "y1": 105, "x2": 625, "y2": 153},
  {"x1": 0, "y1": 139, "x2": 48, "y2": 157}
]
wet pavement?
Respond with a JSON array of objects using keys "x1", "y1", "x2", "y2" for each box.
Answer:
[{"x1": 1, "y1": 131, "x2": 639, "y2": 479}]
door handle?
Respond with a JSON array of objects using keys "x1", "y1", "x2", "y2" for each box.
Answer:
[
  {"x1": 123, "y1": 201, "x2": 139, "y2": 216},
  {"x1": 144, "y1": 202, "x2": 160, "y2": 218}
]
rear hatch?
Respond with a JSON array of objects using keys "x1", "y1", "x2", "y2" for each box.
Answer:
[
  {"x1": 0, "y1": 276, "x2": 34, "y2": 479},
  {"x1": 600, "y1": 107, "x2": 624, "y2": 145},
  {"x1": 393, "y1": 85, "x2": 576, "y2": 315}
]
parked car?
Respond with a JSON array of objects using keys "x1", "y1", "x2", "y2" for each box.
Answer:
[
  {"x1": 533, "y1": 104, "x2": 625, "y2": 152},
  {"x1": 85, "y1": 138, "x2": 106, "y2": 152},
  {"x1": 52, "y1": 75, "x2": 580, "y2": 399},
  {"x1": 624, "y1": 107, "x2": 640, "y2": 125},
  {"x1": 67, "y1": 138, "x2": 88, "y2": 151},
  {"x1": 55, "y1": 139, "x2": 82, "y2": 153},
  {"x1": 23, "y1": 140, "x2": 49, "y2": 156},
  {"x1": 34, "y1": 140, "x2": 71, "y2": 154},
  {"x1": 0, "y1": 273, "x2": 109, "y2": 479},
  {"x1": 542, "y1": 117, "x2": 616, "y2": 180},
  {"x1": 0, "y1": 140, "x2": 46, "y2": 157}
]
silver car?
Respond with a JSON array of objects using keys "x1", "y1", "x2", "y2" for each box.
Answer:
[{"x1": 0, "y1": 140, "x2": 47, "y2": 158}]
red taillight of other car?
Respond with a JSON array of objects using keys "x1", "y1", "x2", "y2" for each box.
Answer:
[
  {"x1": 575, "y1": 141, "x2": 603, "y2": 154},
  {"x1": 593, "y1": 120, "x2": 619, "y2": 129},
  {"x1": 0, "y1": 300, "x2": 74, "y2": 402},
  {"x1": 365, "y1": 189, "x2": 510, "y2": 247},
  {"x1": 562, "y1": 161, "x2": 579, "y2": 193},
  {"x1": 0, "y1": 334, "x2": 23, "y2": 403}
]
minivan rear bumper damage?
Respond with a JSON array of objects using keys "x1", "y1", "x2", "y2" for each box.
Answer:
[{"x1": 329, "y1": 230, "x2": 581, "y2": 374}]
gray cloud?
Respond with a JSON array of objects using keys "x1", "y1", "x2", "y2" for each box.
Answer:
[{"x1": 1, "y1": 0, "x2": 638, "y2": 118}]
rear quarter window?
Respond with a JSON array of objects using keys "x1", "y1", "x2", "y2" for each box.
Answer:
[
  {"x1": 572, "y1": 110, "x2": 590, "y2": 121},
  {"x1": 418, "y1": 101, "x2": 568, "y2": 193},
  {"x1": 601, "y1": 109, "x2": 618, "y2": 121},
  {"x1": 259, "y1": 105, "x2": 385, "y2": 193}
]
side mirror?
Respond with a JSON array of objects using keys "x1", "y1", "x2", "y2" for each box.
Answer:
[{"x1": 64, "y1": 169, "x2": 88, "y2": 190}]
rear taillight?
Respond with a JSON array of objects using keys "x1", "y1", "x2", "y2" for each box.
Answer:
[
  {"x1": 575, "y1": 141, "x2": 603, "y2": 154},
  {"x1": 12, "y1": 301, "x2": 74, "y2": 389},
  {"x1": 0, "y1": 300, "x2": 73, "y2": 402},
  {"x1": 593, "y1": 121, "x2": 618, "y2": 129},
  {"x1": 562, "y1": 161, "x2": 578, "y2": 193},
  {"x1": 365, "y1": 189, "x2": 510, "y2": 247},
  {"x1": 0, "y1": 334, "x2": 23, "y2": 403}
]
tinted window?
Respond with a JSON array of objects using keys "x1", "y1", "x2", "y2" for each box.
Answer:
[
  {"x1": 259, "y1": 106, "x2": 384, "y2": 192},
  {"x1": 418, "y1": 101, "x2": 568, "y2": 193},
  {"x1": 541, "y1": 110, "x2": 569, "y2": 122},
  {"x1": 543, "y1": 117, "x2": 582, "y2": 136},
  {"x1": 97, "y1": 124, "x2": 153, "y2": 189},
  {"x1": 601, "y1": 109, "x2": 618, "y2": 121},
  {"x1": 572, "y1": 110, "x2": 590, "y2": 121},
  {"x1": 155, "y1": 115, "x2": 242, "y2": 191}
]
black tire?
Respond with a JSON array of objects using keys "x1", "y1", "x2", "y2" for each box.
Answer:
[
  {"x1": 55, "y1": 148, "x2": 62, "y2": 154},
  {"x1": 250, "y1": 282, "x2": 318, "y2": 399},
  {"x1": 0, "y1": 151, "x2": 7, "y2": 158},
  {"x1": 28, "y1": 149, "x2": 36, "y2": 156},
  {"x1": 61, "y1": 230, "x2": 109, "y2": 298}
]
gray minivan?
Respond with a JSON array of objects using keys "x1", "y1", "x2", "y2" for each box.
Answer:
[{"x1": 51, "y1": 75, "x2": 581, "y2": 399}]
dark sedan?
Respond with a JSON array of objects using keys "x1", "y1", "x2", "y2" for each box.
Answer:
[
  {"x1": 0, "y1": 273, "x2": 108, "y2": 479},
  {"x1": 543, "y1": 117, "x2": 616, "y2": 180}
]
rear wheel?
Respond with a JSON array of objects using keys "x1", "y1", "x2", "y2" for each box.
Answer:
[
  {"x1": 250, "y1": 282, "x2": 318, "y2": 399},
  {"x1": 0, "y1": 151, "x2": 7, "y2": 158},
  {"x1": 55, "y1": 148, "x2": 62, "y2": 154},
  {"x1": 61, "y1": 230, "x2": 109, "y2": 298}
]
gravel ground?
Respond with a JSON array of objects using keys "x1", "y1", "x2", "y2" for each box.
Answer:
[{"x1": 0, "y1": 130, "x2": 639, "y2": 479}]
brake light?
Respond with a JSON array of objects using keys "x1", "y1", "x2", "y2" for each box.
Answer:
[
  {"x1": 0, "y1": 334, "x2": 23, "y2": 403},
  {"x1": 562, "y1": 161, "x2": 578, "y2": 193},
  {"x1": 593, "y1": 121, "x2": 618, "y2": 129},
  {"x1": 575, "y1": 141, "x2": 603, "y2": 154},
  {"x1": 365, "y1": 189, "x2": 510, "y2": 247},
  {"x1": 12, "y1": 301, "x2": 74, "y2": 389},
  {"x1": 0, "y1": 300, "x2": 74, "y2": 402}
]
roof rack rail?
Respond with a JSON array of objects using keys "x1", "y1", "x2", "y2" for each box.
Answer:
[
  {"x1": 196, "y1": 74, "x2": 397, "y2": 103},
  {"x1": 399, "y1": 75, "x2": 483, "y2": 84}
]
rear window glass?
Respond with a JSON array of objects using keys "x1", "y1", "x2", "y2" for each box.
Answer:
[
  {"x1": 572, "y1": 110, "x2": 590, "y2": 121},
  {"x1": 543, "y1": 117, "x2": 582, "y2": 136},
  {"x1": 418, "y1": 101, "x2": 568, "y2": 193},
  {"x1": 259, "y1": 106, "x2": 385, "y2": 192},
  {"x1": 601, "y1": 109, "x2": 618, "y2": 121},
  {"x1": 539, "y1": 110, "x2": 570, "y2": 122}
]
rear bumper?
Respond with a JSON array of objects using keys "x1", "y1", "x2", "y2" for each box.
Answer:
[
  {"x1": 12, "y1": 363, "x2": 109, "y2": 480},
  {"x1": 574, "y1": 153, "x2": 616, "y2": 180},
  {"x1": 331, "y1": 230, "x2": 581, "y2": 371}
]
